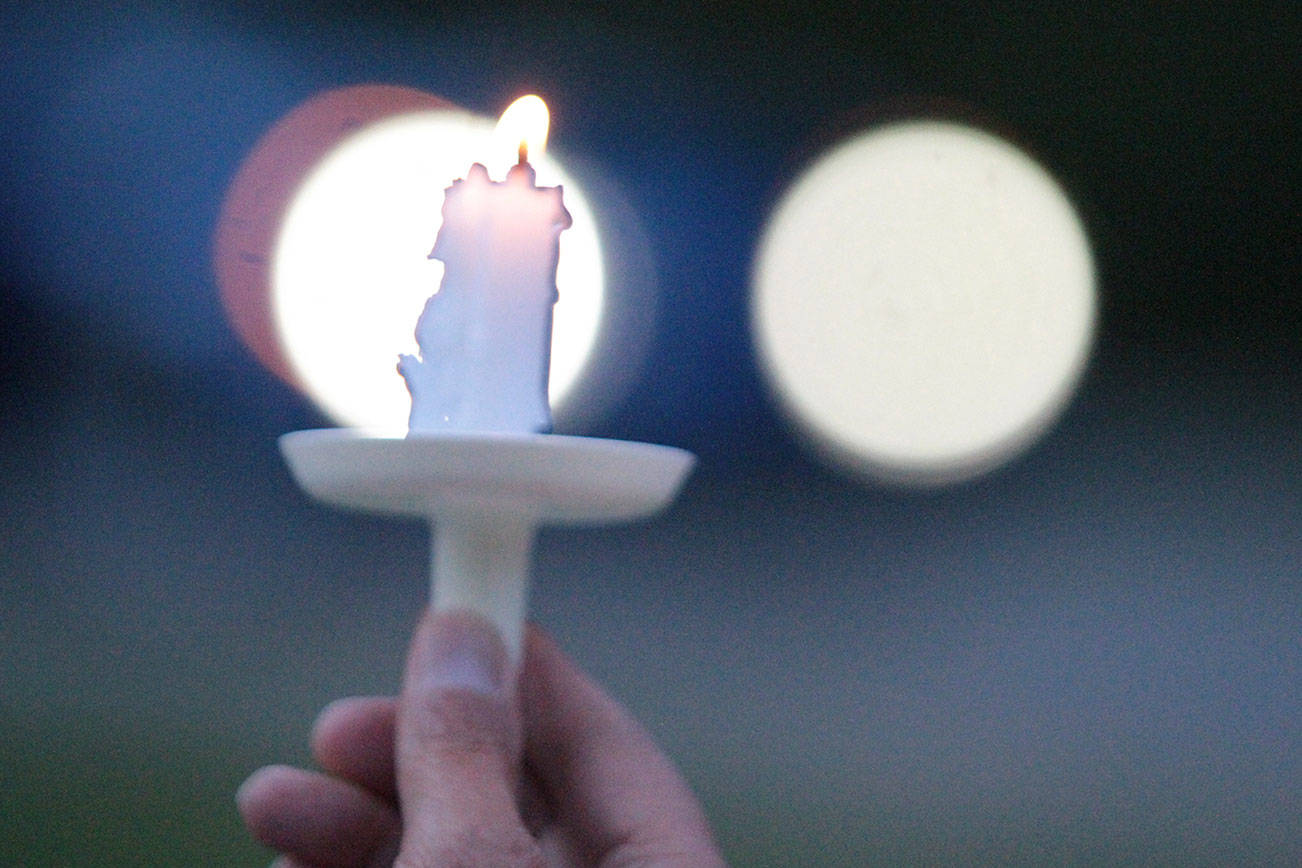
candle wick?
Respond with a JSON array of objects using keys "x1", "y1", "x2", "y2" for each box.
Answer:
[{"x1": 517, "y1": 140, "x2": 528, "y2": 166}]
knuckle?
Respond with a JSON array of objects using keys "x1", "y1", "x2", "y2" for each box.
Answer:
[{"x1": 407, "y1": 686, "x2": 517, "y2": 756}]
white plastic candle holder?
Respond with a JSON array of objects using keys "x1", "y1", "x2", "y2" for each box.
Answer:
[{"x1": 280, "y1": 428, "x2": 694, "y2": 659}]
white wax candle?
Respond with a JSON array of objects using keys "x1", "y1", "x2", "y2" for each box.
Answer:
[{"x1": 398, "y1": 158, "x2": 572, "y2": 433}]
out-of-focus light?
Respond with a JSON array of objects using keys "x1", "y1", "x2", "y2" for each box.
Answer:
[
  {"x1": 215, "y1": 86, "x2": 604, "y2": 433},
  {"x1": 753, "y1": 119, "x2": 1096, "y2": 484},
  {"x1": 274, "y1": 112, "x2": 602, "y2": 432}
]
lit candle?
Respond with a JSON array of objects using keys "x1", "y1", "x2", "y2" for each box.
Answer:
[
  {"x1": 277, "y1": 94, "x2": 694, "y2": 661},
  {"x1": 398, "y1": 95, "x2": 571, "y2": 434}
]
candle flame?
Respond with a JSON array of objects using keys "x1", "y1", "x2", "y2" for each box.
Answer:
[{"x1": 495, "y1": 95, "x2": 549, "y2": 165}]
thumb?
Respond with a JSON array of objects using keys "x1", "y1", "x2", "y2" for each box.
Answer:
[{"x1": 393, "y1": 609, "x2": 540, "y2": 867}]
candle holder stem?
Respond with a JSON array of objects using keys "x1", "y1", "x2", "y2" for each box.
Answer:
[
  {"x1": 430, "y1": 512, "x2": 536, "y2": 660},
  {"x1": 280, "y1": 429, "x2": 694, "y2": 674}
]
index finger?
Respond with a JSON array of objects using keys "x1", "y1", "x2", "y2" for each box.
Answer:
[{"x1": 520, "y1": 627, "x2": 724, "y2": 866}]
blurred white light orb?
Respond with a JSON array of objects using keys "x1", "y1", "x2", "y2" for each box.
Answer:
[
  {"x1": 273, "y1": 108, "x2": 604, "y2": 433},
  {"x1": 753, "y1": 119, "x2": 1096, "y2": 484}
]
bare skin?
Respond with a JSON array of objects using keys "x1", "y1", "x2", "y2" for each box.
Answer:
[{"x1": 238, "y1": 610, "x2": 725, "y2": 867}]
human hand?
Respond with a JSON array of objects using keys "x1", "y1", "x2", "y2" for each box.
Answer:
[{"x1": 238, "y1": 610, "x2": 725, "y2": 866}]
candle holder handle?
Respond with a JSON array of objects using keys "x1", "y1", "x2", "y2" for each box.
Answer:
[{"x1": 430, "y1": 511, "x2": 537, "y2": 659}]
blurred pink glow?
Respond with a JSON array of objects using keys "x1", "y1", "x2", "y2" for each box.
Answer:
[{"x1": 213, "y1": 84, "x2": 457, "y2": 387}]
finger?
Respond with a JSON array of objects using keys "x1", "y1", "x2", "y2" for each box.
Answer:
[
  {"x1": 312, "y1": 696, "x2": 398, "y2": 803},
  {"x1": 520, "y1": 626, "x2": 724, "y2": 865},
  {"x1": 238, "y1": 765, "x2": 401, "y2": 868},
  {"x1": 393, "y1": 609, "x2": 542, "y2": 866}
]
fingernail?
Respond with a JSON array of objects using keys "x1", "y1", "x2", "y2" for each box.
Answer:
[{"x1": 422, "y1": 610, "x2": 508, "y2": 696}]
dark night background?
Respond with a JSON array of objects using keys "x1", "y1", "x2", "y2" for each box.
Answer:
[{"x1": 2, "y1": 2, "x2": 1299, "y2": 864}]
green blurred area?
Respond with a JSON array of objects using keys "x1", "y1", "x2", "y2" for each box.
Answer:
[{"x1": 2, "y1": 713, "x2": 273, "y2": 866}]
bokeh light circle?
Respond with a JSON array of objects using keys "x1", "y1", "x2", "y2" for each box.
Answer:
[
  {"x1": 214, "y1": 86, "x2": 604, "y2": 434},
  {"x1": 753, "y1": 119, "x2": 1096, "y2": 484},
  {"x1": 273, "y1": 111, "x2": 603, "y2": 433}
]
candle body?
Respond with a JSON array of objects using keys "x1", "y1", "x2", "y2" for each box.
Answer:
[{"x1": 400, "y1": 162, "x2": 572, "y2": 433}]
